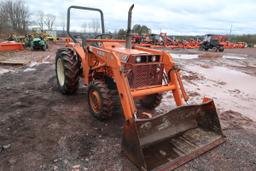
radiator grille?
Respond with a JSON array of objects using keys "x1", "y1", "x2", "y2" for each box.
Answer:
[{"x1": 126, "y1": 63, "x2": 164, "y2": 88}]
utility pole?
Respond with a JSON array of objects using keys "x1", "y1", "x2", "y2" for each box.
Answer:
[{"x1": 229, "y1": 24, "x2": 233, "y2": 35}]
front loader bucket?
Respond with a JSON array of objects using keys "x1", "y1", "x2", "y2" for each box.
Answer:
[{"x1": 122, "y1": 99, "x2": 225, "y2": 171}]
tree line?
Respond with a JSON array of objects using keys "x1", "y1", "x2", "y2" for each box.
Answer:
[
  {"x1": 0, "y1": 0, "x2": 30, "y2": 34},
  {"x1": 116, "y1": 24, "x2": 151, "y2": 39},
  {"x1": 1, "y1": 0, "x2": 255, "y2": 45},
  {"x1": 229, "y1": 35, "x2": 256, "y2": 46},
  {"x1": 0, "y1": 0, "x2": 56, "y2": 35}
]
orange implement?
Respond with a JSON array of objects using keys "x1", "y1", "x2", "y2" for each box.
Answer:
[{"x1": 0, "y1": 41, "x2": 24, "y2": 51}]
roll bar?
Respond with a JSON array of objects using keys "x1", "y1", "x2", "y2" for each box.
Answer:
[{"x1": 67, "y1": 5, "x2": 105, "y2": 43}]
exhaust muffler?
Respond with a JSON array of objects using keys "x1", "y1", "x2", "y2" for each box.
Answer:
[{"x1": 125, "y1": 4, "x2": 134, "y2": 49}]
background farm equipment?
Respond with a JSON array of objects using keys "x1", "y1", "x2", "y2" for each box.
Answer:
[
  {"x1": 0, "y1": 41, "x2": 24, "y2": 51},
  {"x1": 220, "y1": 41, "x2": 247, "y2": 49},
  {"x1": 133, "y1": 32, "x2": 201, "y2": 49},
  {"x1": 45, "y1": 31, "x2": 59, "y2": 42},
  {"x1": 24, "y1": 34, "x2": 48, "y2": 51},
  {"x1": 143, "y1": 34, "x2": 164, "y2": 45},
  {"x1": 199, "y1": 34, "x2": 224, "y2": 52}
]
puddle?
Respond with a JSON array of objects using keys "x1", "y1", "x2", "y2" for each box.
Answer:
[
  {"x1": 188, "y1": 65, "x2": 256, "y2": 93},
  {"x1": 29, "y1": 61, "x2": 40, "y2": 68},
  {"x1": 0, "y1": 68, "x2": 13, "y2": 75},
  {"x1": 184, "y1": 65, "x2": 256, "y2": 121},
  {"x1": 223, "y1": 55, "x2": 246, "y2": 60},
  {"x1": 171, "y1": 54, "x2": 198, "y2": 59},
  {"x1": 171, "y1": 53, "x2": 247, "y2": 60},
  {"x1": 225, "y1": 53, "x2": 248, "y2": 57},
  {"x1": 28, "y1": 56, "x2": 51, "y2": 68},
  {"x1": 25, "y1": 57, "x2": 50, "y2": 72},
  {"x1": 23, "y1": 68, "x2": 36, "y2": 72}
]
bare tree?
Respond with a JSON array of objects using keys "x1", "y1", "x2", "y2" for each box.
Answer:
[
  {"x1": 37, "y1": 11, "x2": 45, "y2": 32},
  {"x1": 44, "y1": 14, "x2": 56, "y2": 31},
  {"x1": 88, "y1": 22, "x2": 92, "y2": 33},
  {"x1": 0, "y1": 3, "x2": 9, "y2": 33},
  {"x1": 60, "y1": 18, "x2": 66, "y2": 34},
  {"x1": 82, "y1": 22, "x2": 88, "y2": 33},
  {"x1": 0, "y1": 0, "x2": 30, "y2": 34},
  {"x1": 91, "y1": 19, "x2": 100, "y2": 33}
]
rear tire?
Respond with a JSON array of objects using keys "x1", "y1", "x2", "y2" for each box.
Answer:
[
  {"x1": 55, "y1": 48, "x2": 80, "y2": 94},
  {"x1": 140, "y1": 93, "x2": 162, "y2": 109},
  {"x1": 219, "y1": 47, "x2": 224, "y2": 52},
  {"x1": 88, "y1": 80, "x2": 114, "y2": 120},
  {"x1": 42, "y1": 45, "x2": 46, "y2": 51},
  {"x1": 212, "y1": 47, "x2": 218, "y2": 52}
]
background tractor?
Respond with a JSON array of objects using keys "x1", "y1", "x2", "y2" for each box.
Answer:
[
  {"x1": 142, "y1": 33, "x2": 163, "y2": 45},
  {"x1": 199, "y1": 34, "x2": 224, "y2": 52},
  {"x1": 31, "y1": 37, "x2": 48, "y2": 51},
  {"x1": 45, "y1": 31, "x2": 59, "y2": 43},
  {"x1": 55, "y1": 5, "x2": 225, "y2": 171},
  {"x1": 24, "y1": 33, "x2": 48, "y2": 51}
]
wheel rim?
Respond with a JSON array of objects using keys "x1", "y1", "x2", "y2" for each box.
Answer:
[
  {"x1": 89, "y1": 90, "x2": 102, "y2": 113},
  {"x1": 57, "y1": 58, "x2": 65, "y2": 86}
]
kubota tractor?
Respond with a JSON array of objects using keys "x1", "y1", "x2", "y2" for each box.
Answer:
[{"x1": 55, "y1": 5, "x2": 225, "y2": 171}]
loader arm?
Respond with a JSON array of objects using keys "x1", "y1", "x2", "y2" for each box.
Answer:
[{"x1": 88, "y1": 46, "x2": 137, "y2": 121}]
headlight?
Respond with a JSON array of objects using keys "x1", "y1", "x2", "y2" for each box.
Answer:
[
  {"x1": 151, "y1": 56, "x2": 156, "y2": 62},
  {"x1": 136, "y1": 56, "x2": 141, "y2": 63}
]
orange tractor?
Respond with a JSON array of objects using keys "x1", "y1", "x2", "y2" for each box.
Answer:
[{"x1": 55, "y1": 5, "x2": 225, "y2": 171}]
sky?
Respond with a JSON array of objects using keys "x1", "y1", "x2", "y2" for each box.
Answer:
[{"x1": 26, "y1": 0, "x2": 256, "y2": 35}]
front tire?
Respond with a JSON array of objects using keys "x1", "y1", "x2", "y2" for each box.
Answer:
[
  {"x1": 88, "y1": 80, "x2": 114, "y2": 120},
  {"x1": 55, "y1": 48, "x2": 80, "y2": 94},
  {"x1": 140, "y1": 93, "x2": 162, "y2": 109}
]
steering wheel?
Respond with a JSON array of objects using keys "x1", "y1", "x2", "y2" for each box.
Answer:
[{"x1": 94, "y1": 33, "x2": 113, "y2": 39}]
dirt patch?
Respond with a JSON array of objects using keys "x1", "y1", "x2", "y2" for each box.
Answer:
[
  {"x1": 198, "y1": 52, "x2": 223, "y2": 58},
  {"x1": 0, "y1": 64, "x2": 124, "y2": 171},
  {"x1": 220, "y1": 110, "x2": 256, "y2": 130},
  {"x1": 225, "y1": 48, "x2": 256, "y2": 58},
  {"x1": 182, "y1": 73, "x2": 200, "y2": 81},
  {"x1": 187, "y1": 91, "x2": 200, "y2": 97},
  {"x1": 181, "y1": 70, "x2": 202, "y2": 85}
]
